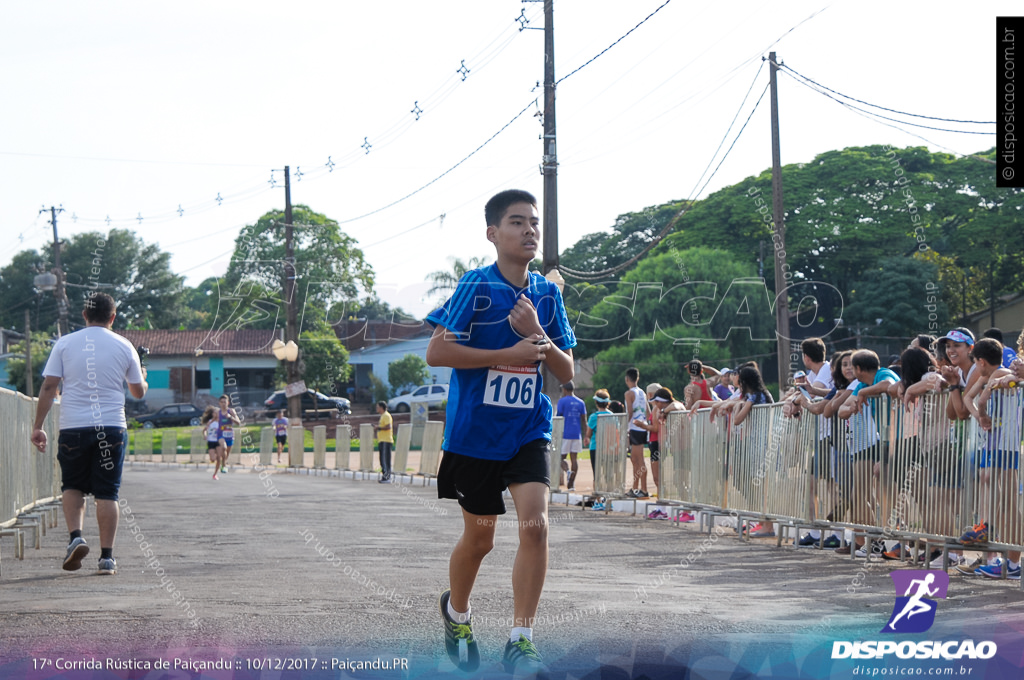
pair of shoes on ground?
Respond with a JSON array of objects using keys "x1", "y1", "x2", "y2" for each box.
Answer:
[
  {"x1": 647, "y1": 509, "x2": 668, "y2": 520},
  {"x1": 676, "y1": 511, "x2": 696, "y2": 523},
  {"x1": 854, "y1": 540, "x2": 886, "y2": 558},
  {"x1": 626, "y1": 489, "x2": 650, "y2": 499},
  {"x1": 439, "y1": 590, "x2": 547, "y2": 677},
  {"x1": 378, "y1": 475, "x2": 392, "y2": 484},
  {"x1": 741, "y1": 522, "x2": 775, "y2": 538},
  {"x1": 797, "y1": 533, "x2": 841, "y2": 549},
  {"x1": 63, "y1": 538, "x2": 116, "y2": 575},
  {"x1": 975, "y1": 557, "x2": 1022, "y2": 580}
]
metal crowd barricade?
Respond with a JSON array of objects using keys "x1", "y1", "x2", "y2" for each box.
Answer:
[
  {"x1": 1, "y1": 388, "x2": 61, "y2": 527},
  {"x1": 964, "y1": 387, "x2": 1023, "y2": 550},
  {"x1": 548, "y1": 417, "x2": 566, "y2": 501},
  {"x1": 592, "y1": 413, "x2": 628, "y2": 509}
]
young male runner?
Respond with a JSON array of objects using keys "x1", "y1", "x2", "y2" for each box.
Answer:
[{"x1": 426, "y1": 189, "x2": 576, "y2": 676}]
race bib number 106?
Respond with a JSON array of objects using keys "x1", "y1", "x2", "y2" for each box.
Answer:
[{"x1": 484, "y1": 365, "x2": 538, "y2": 409}]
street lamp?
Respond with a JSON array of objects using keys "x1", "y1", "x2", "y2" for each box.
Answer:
[{"x1": 272, "y1": 339, "x2": 299, "y2": 362}]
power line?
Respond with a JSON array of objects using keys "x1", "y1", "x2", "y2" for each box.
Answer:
[
  {"x1": 556, "y1": 0, "x2": 674, "y2": 86},
  {"x1": 337, "y1": 99, "x2": 538, "y2": 225},
  {"x1": 559, "y1": 65, "x2": 771, "y2": 281},
  {"x1": 778, "y1": 63, "x2": 995, "y2": 135},
  {"x1": 780, "y1": 63, "x2": 995, "y2": 125}
]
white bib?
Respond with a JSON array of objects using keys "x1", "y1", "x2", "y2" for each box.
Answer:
[{"x1": 483, "y1": 365, "x2": 538, "y2": 409}]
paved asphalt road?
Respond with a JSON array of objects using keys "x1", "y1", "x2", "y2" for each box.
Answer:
[{"x1": 1, "y1": 464, "x2": 1023, "y2": 679}]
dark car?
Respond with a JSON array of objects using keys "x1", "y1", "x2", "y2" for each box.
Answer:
[
  {"x1": 260, "y1": 390, "x2": 352, "y2": 419},
  {"x1": 134, "y1": 403, "x2": 205, "y2": 429}
]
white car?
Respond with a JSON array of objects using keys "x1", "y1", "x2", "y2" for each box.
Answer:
[{"x1": 388, "y1": 384, "x2": 449, "y2": 413}]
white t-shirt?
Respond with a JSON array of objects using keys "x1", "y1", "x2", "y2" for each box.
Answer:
[
  {"x1": 42, "y1": 327, "x2": 144, "y2": 430},
  {"x1": 807, "y1": 361, "x2": 834, "y2": 391}
]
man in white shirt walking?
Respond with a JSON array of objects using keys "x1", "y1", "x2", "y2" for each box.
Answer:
[{"x1": 31, "y1": 292, "x2": 147, "y2": 575}]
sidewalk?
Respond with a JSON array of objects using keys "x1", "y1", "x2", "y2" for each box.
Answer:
[{"x1": 0, "y1": 465, "x2": 1022, "y2": 679}]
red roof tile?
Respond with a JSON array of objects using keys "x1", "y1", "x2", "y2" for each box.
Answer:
[{"x1": 115, "y1": 329, "x2": 277, "y2": 356}]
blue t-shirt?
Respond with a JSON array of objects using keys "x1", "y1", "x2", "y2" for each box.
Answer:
[
  {"x1": 1002, "y1": 346, "x2": 1018, "y2": 369},
  {"x1": 426, "y1": 264, "x2": 577, "y2": 460},
  {"x1": 557, "y1": 394, "x2": 587, "y2": 439}
]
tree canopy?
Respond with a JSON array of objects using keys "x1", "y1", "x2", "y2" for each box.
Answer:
[
  {"x1": 0, "y1": 229, "x2": 185, "y2": 333},
  {"x1": 218, "y1": 205, "x2": 374, "y2": 331}
]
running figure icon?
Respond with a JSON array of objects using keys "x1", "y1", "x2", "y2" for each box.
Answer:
[{"x1": 887, "y1": 573, "x2": 940, "y2": 632}]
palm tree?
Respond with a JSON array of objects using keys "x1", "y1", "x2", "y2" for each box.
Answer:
[{"x1": 426, "y1": 256, "x2": 491, "y2": 299}]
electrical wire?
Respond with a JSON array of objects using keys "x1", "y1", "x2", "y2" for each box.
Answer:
[
  {"x1": 780, "y1": 63, "x2": 995, "y2": 125},
  {"x1": 556, "y1": 0, "x2": 674, "y2": 86},
  {"x1": 337, "y1": 99, "x2": 537, "y2": 225},
  {"x1": 559, "y1": 68, "x2": 770, "y2": 281}
]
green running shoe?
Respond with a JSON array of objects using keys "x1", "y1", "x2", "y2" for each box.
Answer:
[
  {"x1": 438, "y1": 589, "x2": 479, "y2": 671},
  {"x1": 503, "y1": 634, "x2": 548, "y2": 679}
]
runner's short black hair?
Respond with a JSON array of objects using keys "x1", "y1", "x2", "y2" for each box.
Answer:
[{"x1": 484, "y1": 189, "x2": 537, "y2": 227}]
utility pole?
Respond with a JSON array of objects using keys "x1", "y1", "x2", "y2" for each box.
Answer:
[
  {"x1": 40, "y1": 205, "x2": 69, "y2": 336},
  {"x1": 768, "y1": 52, "x2": 791, "y2": 393},
  {"x1": 25, "y1": 309, "x2": 34, "y2": 398},
  {"x1": 540, "y1": 0, "x2": 558, "y2": 276},
  {"x1": 283, "y1": 166, "x2": 301, "y2": 421}
]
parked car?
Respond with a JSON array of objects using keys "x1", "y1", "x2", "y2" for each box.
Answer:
[
  {"x1": 388, "y1": 384, "x2": 449, "y2": 413},
  {"x1": 134, "y1": 403, "x2": 205, "y2": 429},
  {"x1": 260, "y1": 389, "x2": 352, "y2": 419}
]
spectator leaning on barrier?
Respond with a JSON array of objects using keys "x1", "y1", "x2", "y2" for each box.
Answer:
[
  {"x1": 30, "y1": 292, "x2": 148, "y2": 576},
  {"x1": 960, "y1": 338, "x2": 1021, "y2": 579},
  {"x1": 938, "y1": 328, "x2": 978, "y2": 421},
  {"x1": 711, "y1": 368, "x2": 734, "y2": 401},
  {"x1": 982, "y1": 327, "x2": 1019, "y2": 368},
  {"x1": 837, "y1": 350, "x2": 898, "y2": 557}
]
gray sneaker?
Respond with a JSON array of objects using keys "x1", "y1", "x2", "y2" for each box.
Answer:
[
  {"x1": 97, "y1": 557, "x2": 117, "y2": 575},
  {"x1": 63, "y1": 537, "x2": 89, "y2": 571}
]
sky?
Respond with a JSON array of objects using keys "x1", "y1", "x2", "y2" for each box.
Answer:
[{"x1": 0, "y1": 1, "x2": 1009, "y2": 321}]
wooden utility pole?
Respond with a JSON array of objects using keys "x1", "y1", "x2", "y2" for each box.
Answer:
[
  {"x1": 540, "y1": 0, "x2": 558, "y2": 275},
  {"x1": 41, "y1": 206, "x2": 69, "y2": 336},
  {"x1": 769, "y1": 52, "x2": 791, "y2": 392},
  {"x1": 283, "y1": 166, "x2": 301, "y2": 420},
  {"x1": 25, "y1": 309, "x2": 34, "y2": 398}
]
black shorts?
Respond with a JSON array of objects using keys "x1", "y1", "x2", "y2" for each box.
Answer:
[
  {"x1": 57, "y1": 427, "x2": 126, "y2": 501},
  {"x1": 648, "y1": 440, "x2": 660, "y2": 462},
  {"x1": 275, "y1": 434, "x2": 287, "y2": 445},
  {"x1": 207, "y1": 441, "x2": 220, "y2": 450},
  {"x1": 628, "y1": 430, "x2": 648, "y2": 447},
  {"x1": 438, "y1": 439, "x2": 550, "y2": 516}
]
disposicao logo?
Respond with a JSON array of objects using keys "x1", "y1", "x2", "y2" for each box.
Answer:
[
  {"x1": 831, "y1": 569, "x2": 998, "y2": 661},
  {"x1": 882, "y1": 569, "x2": 947, "y2": 634}
]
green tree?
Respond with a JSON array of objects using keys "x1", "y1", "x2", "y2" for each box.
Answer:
[
  {"x1": 220, "y1": 205, "x2": 375, "y2": 331},
  {"x1": 388, "y1": 354, "x2": 431, "y2": 396},
  {"x1": 0, "y1": 230, "x2": 185, "y2": 332},
  {"x1": 4, "y1": 332, "x2": 54, "y2": 396},
  {"x1": 296, "y1": 328, "x2": 351, "y2": 403},
  {"x1": 845, "y1": 256, "x2": 949, "y2": 340}
]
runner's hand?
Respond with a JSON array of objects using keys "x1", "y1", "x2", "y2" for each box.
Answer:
[
  {"x1": 509, "y1": 294, "x2": 543, "y2": 338},
  {"x1": 31, "y1": 428, "x2": 48, "y2": 453},
  {"x1": 508, "y1": 334, "x2": 550, "y2": 364}
]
